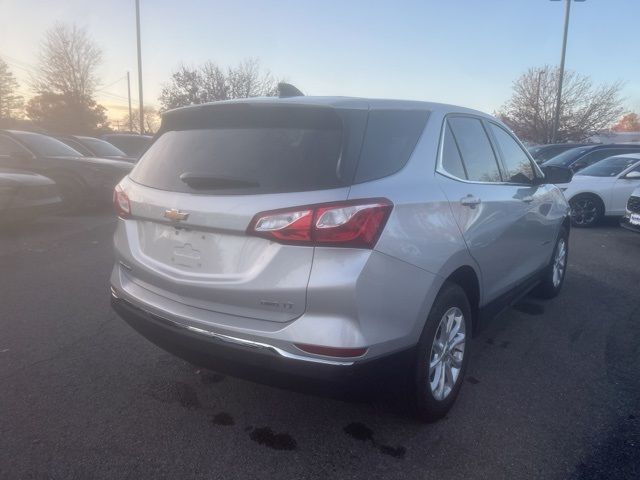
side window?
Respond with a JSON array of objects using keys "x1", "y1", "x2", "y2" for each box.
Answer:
[
  {"x1": 0, "y1": 135, "x2": 27, "y2": 157},
  {"x1": 441, "y1": 123, "x2": 467, "y2": 179},
  {"x1": 489, "y1": 124, "x2": 535, "y2": 184},
  {"x1": 447, "y1": 117, "x2": 502, "y2": 182},
  {"x1": 576, "y1": 149, "x2": 618, "y2": 169}
]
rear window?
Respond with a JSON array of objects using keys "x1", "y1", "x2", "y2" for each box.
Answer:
[
  {"x1": 130, "y1": 105, "x2": 429, "y2": 195},
  {"x1": 79, "y1": 137, "x2": 127, "y2": 157},
  {"x1": 544, "y1": 147, "x2": 591, "y2": 166},
  {"x1": 12, "y1": 131, "x2": 82, "y2": 157},
  {"x1": 577, "y1": 157, "x2": 639, "y2": 177},
  {"x1": 132, "y1": 127, "x2": 345, "y2": 194},
  {"x1": 105, "y1": 136, "x2": 151, "y2": 157}
]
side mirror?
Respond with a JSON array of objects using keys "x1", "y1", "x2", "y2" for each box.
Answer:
[
  {"x1": 624, "y1": 171, "x2": 640, "y2": 179},
  {"x1": 572, "y1": 163, "x2": 585, "y2": 172},
  {"x1": 540, "y1": 165, "x2": 573, "y2": 185}
]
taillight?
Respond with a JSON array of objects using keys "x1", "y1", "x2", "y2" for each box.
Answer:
[
  {"x1": 113, "y1": 184, "x2": 131, "y2": 218},
  {"x1": 247, "y1": 198, "x2": 392, "y2": 248}
]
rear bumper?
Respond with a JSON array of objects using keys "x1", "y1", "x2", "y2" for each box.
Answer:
[{"x1": 110, "y1": 291, "x2": 415, "y2": 396}]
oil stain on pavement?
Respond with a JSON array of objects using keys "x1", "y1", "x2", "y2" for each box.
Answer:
[
  {"x1": 249, "y1": 427, "x2": 297, "y2": 451},
  {"x1": 211, "y1": 412, "x2": 234, "y2": 426},
  {"x1": 344, "y1": 422, "x2": 406, "y2": 459}
]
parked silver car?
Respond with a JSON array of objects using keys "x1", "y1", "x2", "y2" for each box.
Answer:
[{"x1": 110, "y1": 97, "x2": 572, "y2": 420}]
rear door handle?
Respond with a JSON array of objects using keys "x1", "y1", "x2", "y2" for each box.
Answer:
[
  {"x1": 521, "y1": 196, "x2": 534, "y2": 203},
  {"x1": 460, "y1": 195, "x2": 481, "y2": 207}
]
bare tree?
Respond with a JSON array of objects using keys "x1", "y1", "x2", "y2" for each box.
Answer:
[
  {"x1": 27, "y1": 23, "x2": 108, "y2": 133},
  {"x1": 0, "y1": 58, "x2": 23, "y2": 120},
  {"x1": 32, "y1": 23, "x2": 102, "y2": 98},
  {"x1": 159, "y1": 59, "x2": 280, "y2": 111},
  {"x1": 226, "y1": 59, "x2": 278, "y2": 99},
  {"x1": 200, "y1": 62, "x2": 229, "y2": 101},
  {"x1": 497, "y1": 66, "x2": 624, "y2": 144},
  {"x1": 121, "y1": 107, "x2": 160, "y2": 134}
]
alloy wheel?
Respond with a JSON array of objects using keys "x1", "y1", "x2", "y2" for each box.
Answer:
[
  {"x1": 553, "y1": 238, "x2": 567, "y2": 287},
  {"x1": 428, "y1": 307, "x2": 466, "y2": 401},
  {"x1": 571, "y1": 198, "x2": 598, "y2": 226}
]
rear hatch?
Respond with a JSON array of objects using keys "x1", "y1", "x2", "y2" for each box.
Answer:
[
  {"x1": 120, "y1": 101, "x2": 430, "y2": 323},
  {"x1": 122, "y1": 103, "x2": 367, "y2": 322}
]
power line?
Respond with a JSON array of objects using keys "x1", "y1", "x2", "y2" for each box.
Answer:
[
  {"x1": 99, "y1": 90, "x2": 131, "y2": 101},
  {"x1": 96, "y1": 75, "x2": 127, "y2": 92}
]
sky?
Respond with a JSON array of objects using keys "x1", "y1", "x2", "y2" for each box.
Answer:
[{"x1": 1, "y1": 0, "x2": 639, "y2": 124}]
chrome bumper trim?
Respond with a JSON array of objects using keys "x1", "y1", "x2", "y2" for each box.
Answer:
[{"x1": 110, "y1": 287, "x2": 355, "y2": 367}]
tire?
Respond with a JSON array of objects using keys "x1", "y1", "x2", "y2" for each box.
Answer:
[
  {"x1": 569, "y1": 194, "x2": 603, "y2": 228},
  {"x1": 411, "y1": 282, "x2": 471, "y2": 422},
  {"x1": 532, "y1": 227, "x2": 569, "y2": 299}
]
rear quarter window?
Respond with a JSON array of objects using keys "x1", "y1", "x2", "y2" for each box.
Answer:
[{"x1": 354, "y1": 110, "x2": 429, "y2": 183}]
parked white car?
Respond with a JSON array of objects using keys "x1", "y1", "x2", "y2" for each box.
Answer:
[
  {"x1": 561, "y1": 153, "x2": 640, "y2": 227},
  {"x1": 620, "y1": 184, "x2": 640, "y2": 233}
]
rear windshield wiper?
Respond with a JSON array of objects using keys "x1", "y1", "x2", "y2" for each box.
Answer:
[{"x1": 179, "y1": 172, "x2": 259, "y2": 190}]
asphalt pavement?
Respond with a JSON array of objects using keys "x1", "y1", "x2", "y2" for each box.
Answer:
[{"x1": 1, "y1": 213, "x2": 638, "y2": 479}]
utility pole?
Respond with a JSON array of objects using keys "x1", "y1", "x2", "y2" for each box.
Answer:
[
  {"x1": 127, "y1": 71, "x2": 133, "y2": 133},
  {"x1": 135, "y1": 0, "x2": 144, "y2": 135},
  {"x1": 551, "y1": 0, "x2": 585, "y2": 143}
]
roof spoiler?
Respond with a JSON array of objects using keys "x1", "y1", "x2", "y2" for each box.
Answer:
[{"x1": 277, "y1": 83, "x2": 304, "y2": 98}]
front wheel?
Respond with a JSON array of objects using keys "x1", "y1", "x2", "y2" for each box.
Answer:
[
  {"x1": 532, "y1": 227, "x2": 569, "y2": 299},
  {"x1": 570, "y1": 194, "x2": 603, "y2": 228},
  {"x1": 411, "y1": 282, "x2": 471, "y2": 422}
]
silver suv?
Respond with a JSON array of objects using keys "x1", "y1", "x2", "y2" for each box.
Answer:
[{"x1": 110, "y1": 97, "x2": 572, "y2": 420}]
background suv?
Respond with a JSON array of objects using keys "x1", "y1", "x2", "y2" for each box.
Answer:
[
  {"x1": 110, "y1": 97, "x2": 571, "y2": 420},
  {"x1": 528, "y1": 143, "x2": 591, "y2": 164},
  {"x1": 543, "y1": 143, "x2": 640, "y2": 172}
]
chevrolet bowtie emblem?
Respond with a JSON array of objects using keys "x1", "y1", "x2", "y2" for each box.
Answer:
[{"x1": 163, "y1": 209, "x2": 189, "y2": 222}]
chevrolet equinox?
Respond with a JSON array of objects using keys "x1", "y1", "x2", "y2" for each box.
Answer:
[{"x1": 110, "y1": 96, "x2": 572, "y2": 421}]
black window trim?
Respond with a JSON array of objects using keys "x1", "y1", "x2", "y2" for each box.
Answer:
[{"x1": 436, "y1": 113, "x2": 506, "y2": 185}]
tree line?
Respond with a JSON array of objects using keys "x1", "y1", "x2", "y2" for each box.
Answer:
[
  {"x1": 0, "y1": 23, "x2": 280, "y2": 135},
  {"x1": 0, "y1": 22, "x2": 637, "y2": 141}
]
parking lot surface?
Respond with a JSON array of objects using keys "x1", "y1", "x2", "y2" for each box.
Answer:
[{"x1": 1, "y1": 213, "x2": 638, "y2": 480}]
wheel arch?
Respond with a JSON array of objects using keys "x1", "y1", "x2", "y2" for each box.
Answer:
[
  {"x1": 443, "y1": 265, "x2": 480, "y2": 334},
  {"x1": 568, "y1": 191, "x2": 605, "y2": 209}
]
